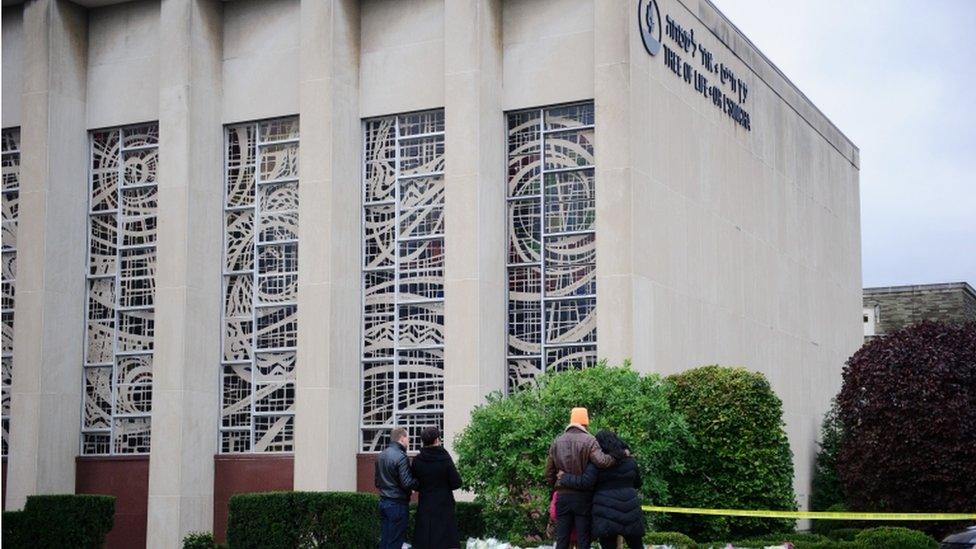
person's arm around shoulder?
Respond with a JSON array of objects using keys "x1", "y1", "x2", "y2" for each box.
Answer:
[
  {"x1": 397, "y1": 452, "x2": 419, "y2": 491},
  {"x1": 557, "y1": 462, "x2": 598, "y2": 491},
  {"x1": 588, "y1": 437, "x2": 615, "y2": 469}
]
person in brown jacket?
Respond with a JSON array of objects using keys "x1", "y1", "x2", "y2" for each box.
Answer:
[{"x1": 544, "y1": 407, "x2": 615, "y2": 549}]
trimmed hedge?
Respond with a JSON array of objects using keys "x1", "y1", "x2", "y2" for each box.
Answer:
[
  {"x1": 183, "y1": 531, "x2": 222, "y2": 549},
  {"x1": 228, "y1": 491, "x2": 380, "y2": 548},
  {"x1": 227, "y1": 492, "x2": 486, "y2": 548},
  {"x1": 644, "y1": 530, "x2": 697, "y2": 548},
  {"x1": 825, "y1": 528, "x2": 862, "y2": 541},
  {"x1": 663, "y1": 366, "x2": 797, "y2": 540},
  {"x1": 854, "y1": 526, "x2": 938, "y2": 549},
  {"x1": 2, "y1": 511, "x2": 29, "y2": 548},
  {"x1": 2, "y1": 495, "x2": 115, "y2": 549}
]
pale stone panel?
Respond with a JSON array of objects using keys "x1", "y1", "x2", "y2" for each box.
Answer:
[
  {"x1": 359, "y1": 0, "x2": 444, "y2": 118},
  {"x1": 442, "y1": 0, "x2": 506, "y2": 455},
  {"x1": 86, "y1": 0, "x2": 160, "y2": 129},
  {"x1": 292, "y1": 0, "x2": 361, "y2": 492},
  {"x1": 146, "y1": 0, "x2": 223, "y2": 545},
  {"x1": 625, "y1": 0, "x2": 862, "y2": 510},
  {"x1": 5, "y1": 0, "x2": 88, "y2": 510},
  {"x1": 503, "y1": 0, "x2": 594, "y2": 110},
  {"x1": 222, "y1": 0, "x2": 300, "y2": 124},
  {"x1": 594, "y1": 0, "x2": 633, "y2": 366},
  {"x1": 2, "y1": 6, "x2": 24, "y2": 127}
]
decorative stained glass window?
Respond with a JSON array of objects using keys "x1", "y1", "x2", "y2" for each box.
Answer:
[
  {"x1": 361, "y1": 110, "x2": 445, "y2": 452},
  {"x1": 220, "y1": 117, "x2": 299, "y2": 453},
  {"x1": 82, "y1": 123, "x2": 159, "y2": 455},
  {"x1": 506, "y1": 103, "x2": 596, "y2": 390},
  {"x1": 1, "y1": 127, "x2": 20, "y2": 456}
]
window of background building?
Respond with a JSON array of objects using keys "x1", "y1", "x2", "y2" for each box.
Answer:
[
  {"x1": 82, "y1": 123, "x2": 159, "y2": 455},
  {"x1": 220, "y1": 117, "x2": 299, "y2": 454},
  {"x1": 506, "y1": 103, "x2": 596, "y2": 391},
  {"x1": 1, "y1": 127, "x2": 20, "y2": 456},
  {"x1": 360, "y1": 110, "x2": 445, "y2": 452}
]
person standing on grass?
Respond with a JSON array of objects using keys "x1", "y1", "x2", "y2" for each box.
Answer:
[
  {"x1": 376, "y1": 427, "x2": 418, "y2": 549},
  {"x1": 411, "y1": 426, "x2": 463, "y2": 549},
  {"x1": 556, "y1": 430, "x2": 645, "y2": 549},
  {"x1": 544, "y1": 407, "x2": 616, "y2": 549}
]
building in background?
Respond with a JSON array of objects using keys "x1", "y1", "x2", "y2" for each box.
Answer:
[
  {"x1": 1, "y1": 0, "x2": 862, "y2": 546},
  {"x1": 863, "y1": 282, "x2": 976, "y2": 339}
]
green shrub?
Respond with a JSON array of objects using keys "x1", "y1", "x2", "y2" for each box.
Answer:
[
  {"x1": 854, "y1": 527, "x2": 938, "y2": 549},
  {"x1": 4, "y1": 495, "x2": 116, "y2": 549},
  {"x1": 643, "y1": 530, "x2": 697, "y2": 548},
  {"x1": 456, "y1": 501, "x2": 487, "y2": 541},
  {"x1": 183, "y1": 531, "x2": 216, "y2": 549},
  {"x1": 662, "y1": 366, "x2": 797, "y2": 540},
  {"x1": 810, "y1": 399, "x2": 845, "y2": 519},
  {"x1": 2, "y1": 511, "x2": 29, "y2": 548},
  {"x1": 826, "y1": 528, "x2": 861, "y2": 541},
  {"x1": 811, "y1": 503, "x2": 857, "y2": 534},
  {"x1": 227, "y1": 491, "x2": 380, "y2": 548},
  {"x1": 698, "y1": 535, "x2": 864, "y2": 549},
  {"x1": 455, "y1": 362, "x2": 690, "y2": 542}
]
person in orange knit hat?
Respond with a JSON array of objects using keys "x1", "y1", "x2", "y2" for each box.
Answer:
[{"x1": 544, "y1": 407, "x2": 616, "y2": 549}]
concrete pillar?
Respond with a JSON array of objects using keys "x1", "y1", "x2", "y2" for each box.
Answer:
[
  {"x1": 442, "y1": 0, "x2": 506, "y2": 452},
  {"x1": 5, "y1": 0, "x2": 88, "y2": 510},
  {"x1": 292, "y1": 0, "x2": 361, "y2": 491},
  {"x1": 594, "y1": 0, "x2": 635, "y2": 366},
  {"x1": 145, "y1": 0, "x2": 223, "y2": 546}
]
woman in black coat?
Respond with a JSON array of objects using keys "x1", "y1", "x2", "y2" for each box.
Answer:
[
  {"x1": 411, "y1": 426, "x2": 463, "y2": 549},
  {"x1": 556, "y1": 430, "x2": 645, "y2": 549}
]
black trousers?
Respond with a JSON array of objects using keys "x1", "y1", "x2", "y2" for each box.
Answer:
[
  {"x1": 555, "y1": 492, "x2": 591, "y2": 549},
  {"x1": 599, "y1": 534, "x2": 644, "y2": 549}
]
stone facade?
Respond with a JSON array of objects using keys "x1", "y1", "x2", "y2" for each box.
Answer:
[
  {"x1": 863, "y1": 282, "x2": 976, "y2": 339},
  {"x1": 1, "y1": 0, "x2": 862, "y2": 546}
]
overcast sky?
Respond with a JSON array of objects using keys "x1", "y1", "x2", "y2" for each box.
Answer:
[{"x1": 710, "y1": 0, "x2": 976, "y2": 288}]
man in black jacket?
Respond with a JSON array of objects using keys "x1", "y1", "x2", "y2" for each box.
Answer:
[{"x1": 375, "y1": 427, "x2": 418, "y2": 549}]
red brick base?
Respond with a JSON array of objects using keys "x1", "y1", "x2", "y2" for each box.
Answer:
[
  {"x1": 213, "y1": 453, "x2": 294, "y2": 544},
  {"x1": 76, "y1": 455, "x2": 150, "y2": 549}
]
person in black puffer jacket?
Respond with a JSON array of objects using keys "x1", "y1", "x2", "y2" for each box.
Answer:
[{"x1": 556, "y1": 430, "x2": 645, "y2": 549}]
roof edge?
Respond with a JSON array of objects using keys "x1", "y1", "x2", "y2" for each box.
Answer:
[
  {"x1": 679, "y1": 0, "x2": 860, "y2": 169},
  {"x1": 864, "y1": 282, "x2": 976, "y2": 299}
]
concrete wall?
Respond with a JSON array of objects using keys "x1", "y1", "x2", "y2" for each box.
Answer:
[
  {"x1": 86, "y1": 0, "x2": 159, "y2": 129},
  {"x1": 2, "y1": 6, "x2": 23, "y2": 128},
  {"x1": 502, "y1": 0, "x2": 594, "y2": 109},
  {"x1": 612, "y1": 0, "x2": 863, "y2": 510},
  {"x1": 222, "y1": 0, "x2": 299, "y2": 123},
  {"x1": 359, "y1": 0, "x2": 443, "y2": 117},
  {"x1": 2, "y1": 0, "x2": 863, "y2": 542}
]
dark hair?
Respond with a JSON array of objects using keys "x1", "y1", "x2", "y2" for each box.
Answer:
[
  {"x1": 420, "y1": 426, "x2": 441, "y2": 447},
  {"x1": 595, "y1": 430, "x2": 630, "y2": 461}
]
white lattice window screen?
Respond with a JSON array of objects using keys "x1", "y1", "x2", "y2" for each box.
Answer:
[
  {"x1": 360, "y1": 110, "x2": 446, "y2": 452},
  {"x1": 506, "y1": 103, "x2": 597, "y2": 390},
  {"x1": 82, "y1": 124, "x2": 159, "y2": 455},
  {"x1": 1, "y1": 127, "x2": 20, "y2": 456},
  {"x1": 220, "y1": 117, "x2": 299, "y2": 454}
]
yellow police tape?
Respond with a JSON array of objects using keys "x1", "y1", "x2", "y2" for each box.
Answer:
[{"x1": 641, "y1": 506, "x2": 976, "y2": 521}]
